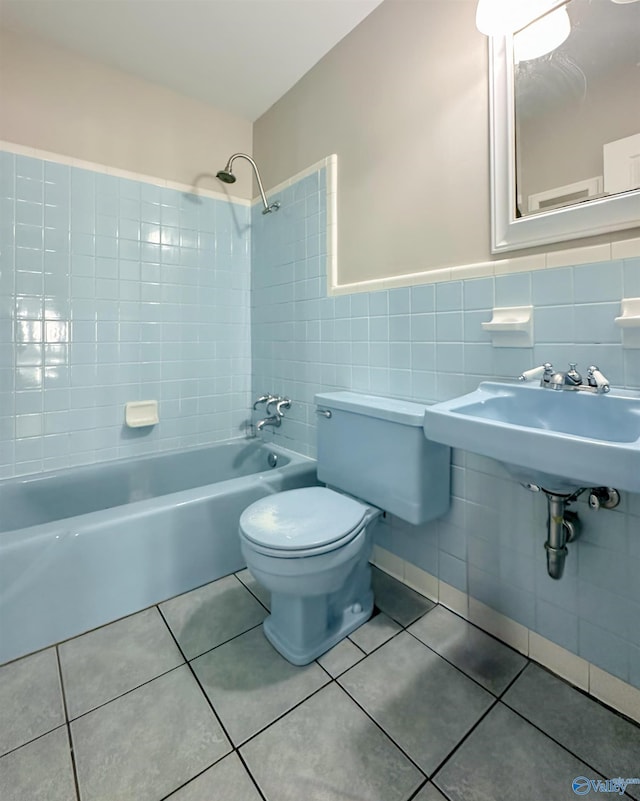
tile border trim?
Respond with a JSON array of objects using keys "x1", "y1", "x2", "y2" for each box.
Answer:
[
  {"x1": 264, "y1": 154, "x2": 338, "y2": 295},
  {"x1": 329, "y1": 237, "x2": 640, "y2": 296},
  {"x1": 0, "y1": 139, "x2": 250, "y2": 206},
  {"x1": 371, "y1": 545, "x2": 640, "y2": 725}
]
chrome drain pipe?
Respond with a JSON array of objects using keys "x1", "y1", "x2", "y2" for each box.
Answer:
[
  {"x1": 524, "y1": 484, "x2": 618, "y2": 579},
  {"x1": 545, "y1": 494, "x2": 576, "y2": 580}
]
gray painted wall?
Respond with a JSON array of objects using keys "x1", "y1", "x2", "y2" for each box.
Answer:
[{"x1": 254, "y1": 0, "x2": 491, "y2": 284}]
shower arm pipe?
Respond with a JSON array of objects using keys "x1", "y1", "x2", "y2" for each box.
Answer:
[{"x1": 225, "y1": 153, "x2": 280, "y2": 214}]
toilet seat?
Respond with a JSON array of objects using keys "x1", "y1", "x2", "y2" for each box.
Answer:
[{"x1": 239, "y1": 486, "x2": 369, "y2": 558}]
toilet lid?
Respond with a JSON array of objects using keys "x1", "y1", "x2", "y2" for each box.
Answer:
[{"x1": 239, "y1": 487, "x2": 367, "y2": 552}]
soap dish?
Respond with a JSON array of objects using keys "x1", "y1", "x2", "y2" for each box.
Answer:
[
  {"x1": 125, "y1": 400, "x2": 159, "y2": 428},
  {"x1": 615, "y1": 297, "x2": 640, "y2": 348},
  {"x1": 481, "y1": 306, "x2": 533, "y2": 348}
]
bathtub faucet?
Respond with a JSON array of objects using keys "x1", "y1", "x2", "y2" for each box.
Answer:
[
  {"x1": 256, "y1": 415, "x2": 281, "y2": 431},
  {"x1": 256, "y1": 396, "x2": 292, "y2": 431}
]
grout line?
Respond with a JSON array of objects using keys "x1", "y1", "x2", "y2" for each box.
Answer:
[
  {"x1": 66, "y1": 661, "x2": 186, "y2": 723},
  {"x1": 333, "y1": 677, "x2": 429, "y2": 781},
  {"x1": 315, "y1": 660, "x2": 335, "y2": 681},
  {"x1": 232, "y1": 677, "x2": 333, "y2": 751},
  {"x1": 407, "y1": 780, "x2": 430, "y2": 801},
  {"x1": 54, "y1": 647, "x2": 82, "y2": 801},
  {"x1": 183, "y1": 620, "x2": 266, "y2": 664},
  {"x1": 155, "y1": 750, "x2": 267, "y2": 801},
  {"x1": 403, "y1": 625, "x2": 512, "y2": 700},
  {"x1": 345, "y1": 636, "x2": 368, "y2": 656},
  {"x1": 233, "y1": 571, "x2": 271, "y2": 612},
  {"x1": 0, "y1": 721, "x2": 69, "y2": 761},
  {"x1": 496, "y1": 658, "x2": 530, "y2": 700},
  {"x1": 428, "y1": 696, "x2": 501, "y2": 780},
  {"x1": 235, "y1": 749, "x2": 269, "y2": 801},
  {"x1": 409, "y1": 780, "x2": 457, "y2": 801},
  {"x1": 156, "y1": 600, "x2": 262, "y2": 664},
  {"x1": 346, "y1": 624, "x2": 406, "y2": 660},
  {"x1": 404, "y1": 603, "x2": 530, "y2": 699},
  {"x1": 154, "y1": 605, "x2": 245, "y2": 793},
  {"x1": 435, "y1": 602, "x2": 526, "y2": 657},
  {"x1": 498, "y1": 702, "x2": 617, "y2": 790},
  {"x1": 524, "y1": 658, "x2": 640, "y2": 738}
]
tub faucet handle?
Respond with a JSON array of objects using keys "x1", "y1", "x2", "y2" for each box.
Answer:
[
  {"x1": 253, "y1": 393, "x2": 277, "y2": 410},
  {"x1": 275, "y1": 397, "x2": 291, "y2": 417}
]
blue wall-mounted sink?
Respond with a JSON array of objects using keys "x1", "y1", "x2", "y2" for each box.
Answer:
[{"x1": 423, "y1": 382, "x2": 640, "y2": 494}]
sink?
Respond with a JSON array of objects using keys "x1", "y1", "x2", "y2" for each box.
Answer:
[{"x1": 423, "y1": 381, "x2": 640, "y2": 494}]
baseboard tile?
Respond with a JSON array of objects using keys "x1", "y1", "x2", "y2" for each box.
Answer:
[
  {"x1": 370, "y1": 545, "x2": 405, "y2": 582},
  {"x1": 529, "y1": 631, "x2": 589, "y2": 691},
  {"x1": 469, "y1": 598, "x2": 529, "y2": 657},
  {"x1": 403, "y1": 562, "x2": 439, "y2": 604},
  {"x1": 371, "y1": 546, "x2": 640, "y2": 724},
  {"x1": 589, "y1": 664, "x2": 640, "y2": 725},
  {"x1": 438, "y1": 581, "x2": 469, "y2": 619}
]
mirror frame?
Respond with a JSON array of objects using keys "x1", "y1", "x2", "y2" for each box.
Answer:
[{"x1": 489, "y1": 31, "x2": 640, "y2": 254}]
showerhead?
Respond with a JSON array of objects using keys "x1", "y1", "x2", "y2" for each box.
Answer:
[
  {"x1": 216, "y1": 156, "x2": 236, "y2": 184},
  {"x1": 215, "y1": 152, "x2": 280, "y2": 214},
  {"x1": 216, "y1": 167, "x2": 236, "y2": 184}
]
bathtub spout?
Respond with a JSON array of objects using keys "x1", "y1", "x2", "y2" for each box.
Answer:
[{"x1": 256, "y1": 415, "x2": 281, "y2": 431}]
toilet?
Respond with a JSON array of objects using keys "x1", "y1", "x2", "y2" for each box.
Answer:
[{"x1": 239, "y1": 391, "x2": 450, "y2": 665}]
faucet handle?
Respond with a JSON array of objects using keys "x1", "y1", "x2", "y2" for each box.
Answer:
[
  {"x1": 253, "y1": 393, "x2": 276, "y2": 410},
  {"x1": 566, "y1": 363, "x2": 582, "y2": 383},
  {"x1": 587, "y1": 366, "x2": 610, "y2": 394},
  {"x1": 274, "y1": 397, "x2": 291, "y2": 417},
  {"x1": 519, "y1": 363, "x2": 553, "y2": 382}
]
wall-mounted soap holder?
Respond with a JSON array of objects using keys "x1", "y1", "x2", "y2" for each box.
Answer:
[
  {"x1": 481, "y1": 306, "x2": 533, "y2": 348},
  {"x1": 125, "y1": 400, "x2": 159, "y2": 428},
  {"x1": 615, "y1": 297, "x2": 640, "y2": 348}
]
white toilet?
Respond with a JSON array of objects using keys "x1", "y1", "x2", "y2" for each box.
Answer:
[{"x1": 239, "y1": 391, "x2": 450, "y2": 665}]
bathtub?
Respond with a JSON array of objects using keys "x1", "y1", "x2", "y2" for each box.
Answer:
[{"x1": 0, "y1": 440, "x2": 317, "y2": 666}]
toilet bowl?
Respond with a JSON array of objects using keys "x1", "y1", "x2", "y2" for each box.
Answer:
[
  {"x1": 240, "y1": 391, "x2": 451, "y2": 665},
  {"x1": 240, "y1": 486, "x2": 380, "y2": 665}
]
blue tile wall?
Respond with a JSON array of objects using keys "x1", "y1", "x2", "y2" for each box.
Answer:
[
  {"x1": 251, "y1": 163, "x2": 640, "y2": 689},
  {"x1": 0, "y1": 150, "x2": 251, "y2": 476}
]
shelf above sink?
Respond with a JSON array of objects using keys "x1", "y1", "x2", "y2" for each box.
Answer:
[{"x1": 423, "y1": 381, "x2": 640, "y2": 494}]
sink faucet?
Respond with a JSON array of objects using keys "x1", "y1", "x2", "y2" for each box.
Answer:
[
  {"x1": 547, "y1": 363, "x2": 583, "y2": 391},
  {"x1": 518, "y1": 363, "x2": 610, "y2": 394}
]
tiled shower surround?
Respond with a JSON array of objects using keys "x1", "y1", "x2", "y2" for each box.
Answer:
[
  {"x1": 0, "y1": 149, "x2": 251, "y2": 477},
  {"x1": 252, "y1": 164, "x2": 640, "y2": 691}
]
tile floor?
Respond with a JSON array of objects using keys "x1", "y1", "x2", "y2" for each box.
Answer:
[{"x1": 2, "y1": 566, "x2": 640, "y2": 801}]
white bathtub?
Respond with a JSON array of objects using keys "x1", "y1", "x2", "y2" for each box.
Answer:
[{"x1": 0, "y1": 440, "x2": 317, "y2": 665}]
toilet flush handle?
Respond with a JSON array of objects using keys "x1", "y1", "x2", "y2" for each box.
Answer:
[{"x1": 316, "y1": 409, "x2": 332, "y2": 418}]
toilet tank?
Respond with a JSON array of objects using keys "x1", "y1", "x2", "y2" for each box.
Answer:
[{"x1": 315, "y1": 392, "x2": 450, "y2": 525}]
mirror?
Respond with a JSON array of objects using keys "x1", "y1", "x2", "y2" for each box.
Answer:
[{"x1": 489, "y1": 0, "x2": 640, "y2": 253}]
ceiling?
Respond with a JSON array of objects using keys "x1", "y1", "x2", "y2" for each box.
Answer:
[{"x1": 0, "y1": 0, "x2": 384, "y2": 121}]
